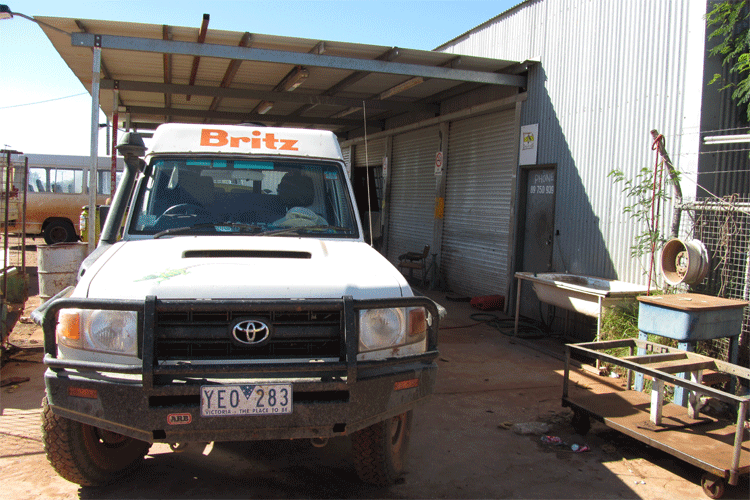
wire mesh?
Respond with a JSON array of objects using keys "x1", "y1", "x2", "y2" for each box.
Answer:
[
  {"x1": 0, "y1": 155, "x2": 26, "y2": 271},
  {"x1": 681, "y1": 196, "x2": 750, "y2": 367}
]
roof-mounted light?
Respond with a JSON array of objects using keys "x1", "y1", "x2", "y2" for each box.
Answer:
[
  {"x1": 256, "y1": 101, "x2": 274, "y2": 114},
  {"x1": 279, "y1": 66, "x2": 309, "y2": 92}
]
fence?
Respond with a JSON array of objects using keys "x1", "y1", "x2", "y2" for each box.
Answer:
[{"x1": 681, "y1": 196, "x2": 750, "y2": 367}]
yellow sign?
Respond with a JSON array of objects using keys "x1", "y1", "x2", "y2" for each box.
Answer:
[{"x1": 434, "y1": 197, "x2": 445, "y2": 219}]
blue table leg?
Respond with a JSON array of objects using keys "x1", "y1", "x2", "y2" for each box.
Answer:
[
  {"x1": 673, "y1": 341, "x2": 695, "y2": 407},
  {"x1": 634, "y1": 331, "x2": 648, "y2": 392}
]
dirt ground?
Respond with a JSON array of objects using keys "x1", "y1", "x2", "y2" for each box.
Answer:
[{"x1": 1, "y1": 238, "x2": 748, "y2": 499}]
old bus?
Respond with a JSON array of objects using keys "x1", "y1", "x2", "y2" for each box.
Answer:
[{"x1": 1, "y1": 154, "x2": 124, "y2": 244}]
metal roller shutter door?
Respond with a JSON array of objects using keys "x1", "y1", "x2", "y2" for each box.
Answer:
[
  {"x1": 341, "y1": 145, "x2": 352, "y2": 170},
  {"x1": 386, "y1": 126, "x2": 440, "y2": 266},
  {"x1": 354, "y1": 137, "x2": 386, "y2": 167},
  {"x1": 442, "y1": 111, "x2": 515, "y2": 296}
]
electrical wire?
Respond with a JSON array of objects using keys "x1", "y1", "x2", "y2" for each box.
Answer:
[
  {"x1": 362, "y1": 100, "x2": 373, "y2": 247},
  {"x1": 0, "y1": 92, "x2": 89, "y2": 110}
]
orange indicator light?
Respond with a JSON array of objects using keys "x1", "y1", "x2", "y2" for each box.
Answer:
[
  {"x1": 394, "y1": 379, "x2": 419, "y2": 391},
  {"x1": 68, "y1": 387, "x2": 98, "y2": 399}
]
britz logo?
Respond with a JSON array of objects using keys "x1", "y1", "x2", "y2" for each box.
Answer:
[
  {"x1": 167, "y1": 413, "x2": 192, "y2": 425},
  {"x1": 200, "y1": 128, "x2": 299, "y2": 151}
]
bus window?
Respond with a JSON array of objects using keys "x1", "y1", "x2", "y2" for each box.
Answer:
[
  {"x1": 51, "y1": 168, "x2": 84, "y2": 194},
  {"x1": 97, "y1": 170, "x2": 123, "y2": 195},
  {"x1": 28, "y1": 168, "x2": 49, "y2": 192}
]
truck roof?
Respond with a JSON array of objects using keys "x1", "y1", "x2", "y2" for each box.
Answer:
[{"x1": 148, "y1": 123, "x2": 344, "y2": 161}]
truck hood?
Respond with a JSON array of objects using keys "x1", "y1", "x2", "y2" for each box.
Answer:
[{"x1": 79, "y1": 237, "x2": 411, "y2": 300}]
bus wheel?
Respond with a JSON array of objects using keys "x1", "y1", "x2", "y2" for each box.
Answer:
[{"x1": 44, "y1": 220, "x2": 76, "y2": 245}]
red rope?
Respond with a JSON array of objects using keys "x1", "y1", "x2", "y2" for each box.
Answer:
[{"x1": 647, "y1": 134, "x2": 665, "y2": 293}]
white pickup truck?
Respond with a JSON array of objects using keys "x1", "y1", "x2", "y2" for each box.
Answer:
[{"x1": 36, "y1": 124, "x2": 440, "y2": 487}]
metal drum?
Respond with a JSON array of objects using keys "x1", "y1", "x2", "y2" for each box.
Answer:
[{"x1": 37, "y1": 242, "x2": 87, "y2": 303}]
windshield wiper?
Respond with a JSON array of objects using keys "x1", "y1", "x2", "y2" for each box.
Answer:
[
  {"x1": 154, "y1": 223, "x2": 262, "y2": 239},
  {"x1": 258, "y1": 225, "x2": 350, "y2": 237}
]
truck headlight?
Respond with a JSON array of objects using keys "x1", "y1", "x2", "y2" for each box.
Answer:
[
  {"x1": 57, "y1": 309, "x2": 138, "y2": 356},
  {"x1": 358, "y1": 307, "x2": 427, "y2": 355}
]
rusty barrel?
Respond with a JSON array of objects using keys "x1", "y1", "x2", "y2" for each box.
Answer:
[{"x1": 37, "y1": 242, "x2": 88, "y2": 303}]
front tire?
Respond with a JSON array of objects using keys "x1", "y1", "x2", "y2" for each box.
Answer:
[
  {"x1": 351, "y1": 410, "x2": 413, "y2": 486},
  {"x1": 41, "y1": 397, "x2": 150, "y2": 486}
]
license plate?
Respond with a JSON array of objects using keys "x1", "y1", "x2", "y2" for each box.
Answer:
[{"x1": 200, "y1": 384, "x2": 292, "y2": 417}]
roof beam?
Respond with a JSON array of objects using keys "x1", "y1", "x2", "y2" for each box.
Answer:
[
  {"x1": 252, "y1": 65, "x2": 309, "y2": 115},
  {"x1": 100, "y1": 79, "x2": 439, "y2": 113},
  {"x1": 71, "y1": 33, "x2": 526, "y2": 87},
  {"x1": 162, "y1": 24, "x2": 173, "y2": 120},
  {"x1": 74, "y1": 21, "x2": 113, "y2": 80},
  {"x1": 287, "y1": 47, "x2": 401, "y2": 120},
  {"x1": 276, "y1": 43, "x2": 333, "y2": 124},
  {"x1": 376, "y1": 55, "x2": 460, "y2": 100},
  {"x1": 324, "y1": 47, "x2": 401, "y2": 95},
  {"x1": 186, "y1": 13, "x2": 210, "y2": 102},
  {"x1": 208, "y1": 31, "x2": 252, "y2": 112},
  {"x1": 74, "y1": 20, "x2": 124, "y2": 113},
  {"x1": 124, "y1": 105, "x2": 382, "y2": 127},
  {"x1": 328, "y1": 55, "x2": 462, "y2": 121}
]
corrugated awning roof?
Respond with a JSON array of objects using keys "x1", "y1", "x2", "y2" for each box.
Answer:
[{"x1": 35, "y1": 15, "x2": 527, "y2": 136}]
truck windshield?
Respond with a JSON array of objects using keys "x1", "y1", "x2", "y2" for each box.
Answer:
[{"x1": 129, "y1": 158, "x2": 359, "y2": 238}]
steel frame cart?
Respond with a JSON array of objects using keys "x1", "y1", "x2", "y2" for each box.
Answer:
[{"x1": 562, "y1": 339, "x2": 749, "y2": 499}]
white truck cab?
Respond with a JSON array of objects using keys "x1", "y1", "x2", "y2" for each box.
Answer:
[{"x1": 37, "y1": 124, "x2": 440, "y2": 487}]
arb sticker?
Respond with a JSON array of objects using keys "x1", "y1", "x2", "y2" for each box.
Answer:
[{"x1": 167, "y1": 413, "x2": 192, "y2": 425}]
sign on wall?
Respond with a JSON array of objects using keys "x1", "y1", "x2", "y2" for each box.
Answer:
[{"x1": 519, "y1": 124, "x2": 539, "y2": 165}]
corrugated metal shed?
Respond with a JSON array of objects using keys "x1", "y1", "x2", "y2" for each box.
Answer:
[
  {"x1": 436, "y1": 0, "x2": 710, "y2": 285},
  {"x1": 32, "y1": 15, "x2": 526, "y2": 137}
]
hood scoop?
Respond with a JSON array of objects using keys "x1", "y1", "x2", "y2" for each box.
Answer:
[{"x1": 183, "y1": 250, "x2": 312, "y2": 259}]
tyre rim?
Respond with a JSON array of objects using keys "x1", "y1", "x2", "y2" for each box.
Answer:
[
  {"x1": 48, "y1": 226, "x2": 69, "y2": 244},
  {"x1": 85, "y1": 424, "x2": 129, "y2": 450},
  {"x1": 95, "y1": 428, "x2": 129, "y2": 448}
]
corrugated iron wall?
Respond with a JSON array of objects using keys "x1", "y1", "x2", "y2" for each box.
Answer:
[{"x1": 437, "y1": 0, "x2": 708, "y2": 285}]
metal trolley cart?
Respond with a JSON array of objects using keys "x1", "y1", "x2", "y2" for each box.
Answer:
[{"x1": 562, "y1": 339, "x2": 749, "y2": 499}]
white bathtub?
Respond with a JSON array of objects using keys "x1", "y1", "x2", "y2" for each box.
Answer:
[
  {"x1": 514, "y1": 272, "x2": 650, "y2": 340},
  {"x1": 516, "y1": 272, "x2": 650, "y2": 318}
]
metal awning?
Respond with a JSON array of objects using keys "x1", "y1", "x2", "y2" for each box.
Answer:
[{"x1": 35, "y1": 15, "x2": 527, "y2": 136}]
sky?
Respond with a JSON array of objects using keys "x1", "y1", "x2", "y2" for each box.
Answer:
[{"x1": 0, "y1": 0, "x2": 519, "y2": 156}]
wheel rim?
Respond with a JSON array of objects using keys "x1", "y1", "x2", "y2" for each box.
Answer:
[
  {"x1": 93, "y1": 427, "x2": 130, "y2": 448},
  {"x1": 47, "y1": 225, "x2": 70, "y2": 244},
  {"x1": 81, "y1": 423, "x2": 136, "y2": 470}
]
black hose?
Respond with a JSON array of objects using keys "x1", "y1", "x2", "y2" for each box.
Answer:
[{"x1": 468, "y1": 312, "x2": 547, "y2": 338}]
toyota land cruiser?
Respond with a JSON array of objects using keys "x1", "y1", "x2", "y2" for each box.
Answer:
[{"x1": 36, "y1": 124, "x2": 440, "y2": 487}]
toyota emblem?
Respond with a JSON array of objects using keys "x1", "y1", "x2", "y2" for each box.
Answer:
[{"x1": 231, "y1": 319, "x2": 271, "y2": 345}]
